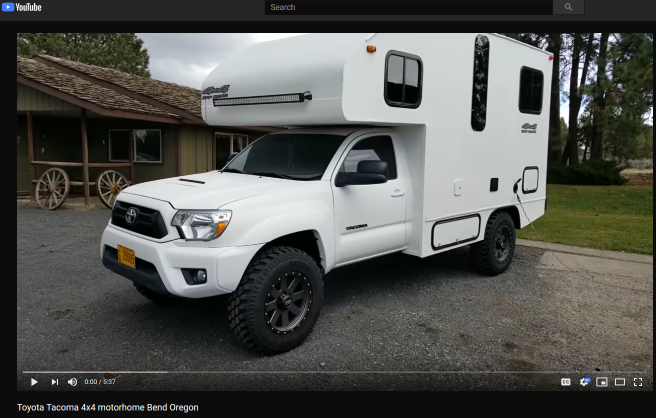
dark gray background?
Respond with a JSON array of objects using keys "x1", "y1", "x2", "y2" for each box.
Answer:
[{"x1": 0, "y1": 0, "x2": 654, "y2": 21}]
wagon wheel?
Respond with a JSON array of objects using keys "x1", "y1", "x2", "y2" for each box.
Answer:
[
  {"x1": 97, "y1": 170, "x2": 130, "y2": 209},
  {"x1": 35, "y1": 168, "x2": 70, "y2": 211}
]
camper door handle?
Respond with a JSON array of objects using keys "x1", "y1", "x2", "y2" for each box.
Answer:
[{"x1": 391, "y1": 190, "x2": 405, "y2": 198}]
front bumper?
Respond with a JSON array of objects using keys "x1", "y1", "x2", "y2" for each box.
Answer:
[{"x1": 100, "y1": 224, "x2": 264, "y2": 298}]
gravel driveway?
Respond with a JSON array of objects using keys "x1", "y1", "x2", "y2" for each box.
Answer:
[{"x1": 17, "y1": 206, "x2": 653, "y2": 390}]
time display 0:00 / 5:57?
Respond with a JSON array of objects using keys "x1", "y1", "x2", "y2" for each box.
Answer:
[{"x1": 84, "y1": 378, "x2": 116, "y2": 385}]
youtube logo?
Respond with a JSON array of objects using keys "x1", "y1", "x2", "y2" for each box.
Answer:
[{"x1": 2, "y1": 3, "x2": 14, "y2": 12}]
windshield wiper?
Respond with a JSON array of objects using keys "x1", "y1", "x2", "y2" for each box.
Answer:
[
  {"x1": 249, "y1": 172, "x2": 297, "y2": 180},
  {"x1": 221, "y1": 168, "x2": 245, "y2": 174}
]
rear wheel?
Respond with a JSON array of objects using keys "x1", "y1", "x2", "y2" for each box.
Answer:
[
  {"x1": 471, "y1": 211, "x2": 516, "y2": 276},
  {"x1": 228, "y1": 246, "x2": 324, "y2": 354}
]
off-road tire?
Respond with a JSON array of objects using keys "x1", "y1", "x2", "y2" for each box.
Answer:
[
  {"x1": 471, "y1": 211, "x2": 517, "y2": 276},
  {"x1": 134, "y1": 283, "x2": 176, "y2": 303},
  {"x1": 228, "y1": 246, "x2": 324, "y2": 354}
]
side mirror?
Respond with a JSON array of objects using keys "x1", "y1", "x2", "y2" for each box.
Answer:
[
  {"x1": 335, "y1": 172, "x2": 387, "y2": 187},
  {"x1": 357, "y1": 160, "x2": 389, "y2": 177},
  {"x1": 335, "y1": 161, "x2": 389, "y2": 187}
]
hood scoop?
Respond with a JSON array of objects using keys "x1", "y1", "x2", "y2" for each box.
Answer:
[
  {"x1": 179, "y1": 178, "x2": 205, "y2": 184},
  {"x1": 166, "y1": 177, "x2": 211, "y2": 187}
]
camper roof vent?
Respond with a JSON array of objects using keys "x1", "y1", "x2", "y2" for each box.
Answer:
[{"x1": 213, "y1": 92, "x2": 312, "y2": 107}]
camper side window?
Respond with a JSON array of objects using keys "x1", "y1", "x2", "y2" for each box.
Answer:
[
  {"x1": 519, "y1": 67, "x2": 544, "y2": 114},
  {"x1": 340, "y1": 136, "x2": 397, "y2": 180},
  {"x1": 471, "y1": 35, "x2": 490, "y2": 132},
  {"x1": 385, "y1": 51, "x2": 422, "y2": 108}
]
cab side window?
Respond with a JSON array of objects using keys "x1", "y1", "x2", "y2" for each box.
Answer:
[{"x1": 340, "y1": 136, "x2": 397, "y2": 179}]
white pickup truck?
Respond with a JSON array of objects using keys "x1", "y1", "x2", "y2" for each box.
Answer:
[{"x1": 101, "y1": 33, "x2": 551, "y2": 353}]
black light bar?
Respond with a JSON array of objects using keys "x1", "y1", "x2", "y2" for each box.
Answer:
[{"x1": 213, "y1": 92, "x2": 312, "y2": 107}]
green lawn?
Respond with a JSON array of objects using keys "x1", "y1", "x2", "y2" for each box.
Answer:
[{"x1": 517, "y1": 185, "x2": 653, "y2": 255}]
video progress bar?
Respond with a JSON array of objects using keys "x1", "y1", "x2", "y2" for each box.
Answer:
[
  {"x1": 265, "y1": 1, "x2": 553, "y2": 15},
  {"x1": 23, "y1": 371, "x2": 649, "y2": 374}
]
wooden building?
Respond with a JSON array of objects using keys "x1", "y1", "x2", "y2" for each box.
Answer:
[{"x1": 17, "y1": 55, "x2": 279, "y2": 204}]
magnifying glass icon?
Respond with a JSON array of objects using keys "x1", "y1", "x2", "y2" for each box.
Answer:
[{"x1": 565, "y1": 3, "x2": 573, "y2": 11}]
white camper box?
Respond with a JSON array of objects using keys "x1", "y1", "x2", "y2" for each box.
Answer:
[{"x1": 203, "y1": 33, "x2": 551, "y2": 260}]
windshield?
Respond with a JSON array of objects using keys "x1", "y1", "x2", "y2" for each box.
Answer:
[{"x1": 223, "y1": 133, "x2": 346, "y2": 180}]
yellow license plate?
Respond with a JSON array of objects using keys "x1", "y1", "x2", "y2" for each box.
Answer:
[{"x1": 117, "y1": 245, "x2": 136, "y2": 269}]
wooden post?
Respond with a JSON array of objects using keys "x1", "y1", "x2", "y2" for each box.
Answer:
[
  {"x1": 176, "y1": 126, "x2": 183, "y2": 176},
  {"x1": 27, "y1": 111, "x2": 35, "y2": 203},
  {"x1": 80, "y1": 109, "x2": 90, "y2": 207},
  {"x1": 129, "y1": 132, "x2": 135, "y2": 185}
]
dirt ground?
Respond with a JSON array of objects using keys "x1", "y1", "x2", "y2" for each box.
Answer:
[{"x1": 622, "y1": 169, "x2": 654, "y2": 186}]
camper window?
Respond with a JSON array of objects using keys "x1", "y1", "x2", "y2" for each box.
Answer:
[
  {"x1": 471, "y1": 35, "x2": 490, "y2": 132},
  {"x1": 340, "y1": 136, "x2": 397, "y2": 179},
  {"x1": 519, "y1": 67, "x2": 544, "y2": 114},
  {"x1": 385, "y1": 51, "x2": 422, "y2": 108}
]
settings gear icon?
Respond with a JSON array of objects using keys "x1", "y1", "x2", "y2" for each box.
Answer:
[{"x1": 580, "y1": 378, "x2": 591, "y2": 386}]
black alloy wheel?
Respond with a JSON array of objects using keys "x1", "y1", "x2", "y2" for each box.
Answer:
[
  {"x1": 471, "y1": 211, "x2": 517, "y2": 276},
  {"x1": 494, "y1": 224, "x2": 513, "y2": 264},
  {"x1": 265, "y1": 271, "x2": 312, "y2": 334},
  {"x1": 228, "y1": 246, "x2": 324, "y2": 354}
]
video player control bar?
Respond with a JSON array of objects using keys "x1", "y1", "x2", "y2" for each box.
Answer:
[{"x1": 265, "y1": 1, "x2": 585, "y2": 15}]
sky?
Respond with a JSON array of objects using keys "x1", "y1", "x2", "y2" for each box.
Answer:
[
  {"x1": 136, "y1": 33, "x2": 307, "y2": 89},
  {"x1": 136, "y1": 33, "x2": 603, "y2": 122}
]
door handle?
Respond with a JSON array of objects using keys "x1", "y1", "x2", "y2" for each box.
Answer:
[{"x1": 391, "y1": 190, "x2": 405, "y2": 198}]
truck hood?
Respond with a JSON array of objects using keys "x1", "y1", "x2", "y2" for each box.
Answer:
[{"x1": 121, "y1": 171, "x2": 299, "y2": 209}]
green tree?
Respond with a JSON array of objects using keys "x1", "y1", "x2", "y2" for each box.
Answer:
[
  {"x1": 586, "y1": 33, "x2": 653, "y2": 161},
  {"x1": 590, "y1": 33, "x2": 610, "y2": 161},
  {"x1": 563, "y1": 33, "x2": 596, "y2": 166},
  {"x1": 17, "y1": 33, "x2": 151, "y2": 77},
  {"x1": 546, "y1": 33, "x2": 564, "y2": 163},
  {"x1": 635, "y1": 125, "x2": 653, "y2": 160},
  {"x1": 560, "y1": 117, "x2": 568, "y2": 148}
]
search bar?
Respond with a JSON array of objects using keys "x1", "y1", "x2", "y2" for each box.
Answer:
[{"x1": 265, "y1": 1, "x2": 585, "y2": 15}]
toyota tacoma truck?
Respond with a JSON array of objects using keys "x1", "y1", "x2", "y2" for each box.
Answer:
[{"x1": 101, "y1": 33, "x2": 551, "y2": 353}]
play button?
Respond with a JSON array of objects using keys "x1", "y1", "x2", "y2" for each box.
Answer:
[
  {"x1": 31, "y1": 378, "x2": 38, "y2": 386},
  {"x1": 2, "y1": 3, "x2": 15, "y2": 12}
]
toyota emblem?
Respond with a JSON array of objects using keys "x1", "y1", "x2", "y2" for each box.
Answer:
[{"x1": 125, "y1": 208, "x2": 138, "y2": 225}]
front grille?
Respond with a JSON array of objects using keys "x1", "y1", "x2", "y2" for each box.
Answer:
[{"x1": 111, "y1": 201, "x2": 169, "y2": 239}]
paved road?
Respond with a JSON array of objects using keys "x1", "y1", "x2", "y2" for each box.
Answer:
[{"x1": 17, "y1": 206, "x2": 653, "y2": 390}]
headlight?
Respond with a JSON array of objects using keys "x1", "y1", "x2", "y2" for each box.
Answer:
[{"x1": 171, "y1": 210, "x2": 232, "y2": 241}]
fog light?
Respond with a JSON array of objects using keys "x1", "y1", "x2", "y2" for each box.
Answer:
[
  {"x1": 181, "y1": 268, "x2": 207, "y2": 285},
  {"x1": 194, "y1": 270, "x2": 207, "y2": 284}
]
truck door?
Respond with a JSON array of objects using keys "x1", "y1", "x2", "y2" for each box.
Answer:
[{"x1": 331, "y1": 134, "x2": 407, "y2": 266}]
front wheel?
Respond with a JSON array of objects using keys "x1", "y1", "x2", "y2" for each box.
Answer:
[
  {"x1": 470, "y1": 211, "x2": 517, "y2": 276},
  {"x1": 227, "y1": 246, "x2": 324, "y2": 354}
]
